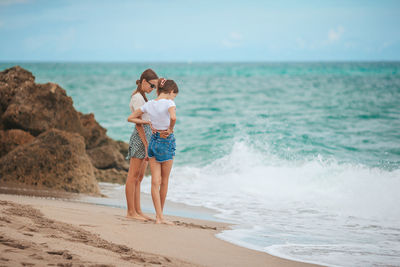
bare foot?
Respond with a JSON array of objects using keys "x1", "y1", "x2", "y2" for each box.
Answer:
[
  {"x1": 138, "y1": 212, "x2": 154, "y2": 221},
  {"x1": 126, "y1": 213, "x2": 147, "y2": 221},
  {"x1": 162, "y1": 219, "x2": 174, "y2": 225}
]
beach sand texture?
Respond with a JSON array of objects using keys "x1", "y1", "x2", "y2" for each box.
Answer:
[{"x1": 0, "y1": 194, "x2": 323, "y2": 267}]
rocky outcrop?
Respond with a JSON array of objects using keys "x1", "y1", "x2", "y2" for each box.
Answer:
[
  {"x1": 78, "y1": 112, "x2": 108, "y2": 149},
  {"x1": 0, "y1": 129, "x2": 100, "y2": 194},
  {"x1": 87, "y1": 143, "x2": 129, "y2": 170},
  {"x1": 0, "y1": 65, "x2": 35, "y2": 88},
  {"x1": 94, "y1": 168, "x2": 129, "y2": 184},
  {"x1": 0, "y1": 66, "x2": 129, "y2": 192},
  {"x1": 78, "y1": 112, "x2": 129, "y2": 172},
  {"x1": 0, "y1": 66, "x2": 35, "y2": 130},
  {"x1": 0, "y1": 129, "x2": 34, "y2": 157},
  {"x1": 1, "y1": 81, "x2": 84, "y2": 136},
  {"x1": 116, "y1": 140, "x2": 129, "y2": 156}
]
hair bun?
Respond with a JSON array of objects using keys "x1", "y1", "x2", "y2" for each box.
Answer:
[{"x1": 136, "y1": 80, "x2": 140, "y2": 85}]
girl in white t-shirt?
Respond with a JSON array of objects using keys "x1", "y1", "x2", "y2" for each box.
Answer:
[
  {"x1": 128, "y1": 79, "x2": 178, "y2": 225},
  {"x1": 125, "y1": 69, "x2": 158, "y2": 221}
]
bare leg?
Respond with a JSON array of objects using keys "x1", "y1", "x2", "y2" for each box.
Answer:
[
  {"x1": 134, "y1": 160, "x2": 152, "y2": 220},
  {"x1": 149, "y1": 158, "x2": 163, "y2": 223},
  {"x1": 125, "y1": 157, "x2": 146, "y2": 221},
  {"x1": 160, "y1": 159, "x2": 174, "y2": 211}
]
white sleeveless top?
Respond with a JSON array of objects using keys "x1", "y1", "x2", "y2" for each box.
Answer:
[{"x1": 129, "y1": 93, "x2": 150, "y2": 121}]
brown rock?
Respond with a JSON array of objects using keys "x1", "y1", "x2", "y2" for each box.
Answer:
[
  {"x1": 86, "y1": 142, "x2": 129, "y2": 171},
  {"x1": 0, "y1": 66, "x2": 130, "y2": 191},
  {"x1": 0, "y1": 129, "x2": 34, "y2": 158},
  {"x1": 94, "y1": 168, "x2": 128, "y2": 184},
  {"x1": 1, "y1": 82, "x2": 84, "y2": 136},
  {"x1": 0, "y1": 67, "x2": 35, "y2": 129},
  {"x1": 115, "y1": 140, "x2": 129, "y2": 157},
  {"x1": 0, "y1": 66, "x2": 35, "y2": 87},
  {"x1": 78, "y1": 113, "x2": 131, "y2": 172},
  {"x1": 0, "y1": 82, "x2": 18, "y2": 114},
  {"x1": 0, "y1": 129, "x2": 100, "y2": 195},
  {"x1": 78, "y1": 112, "x2": 108, "y2": 149}
]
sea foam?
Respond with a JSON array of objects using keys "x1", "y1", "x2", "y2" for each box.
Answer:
[{"x1": 141, "y1": 141, "x2": 400, "y2": 266}]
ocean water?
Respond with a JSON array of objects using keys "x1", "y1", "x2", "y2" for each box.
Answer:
[{"x1": 1, "y1": 62, "x2": 400, "y2": 266}]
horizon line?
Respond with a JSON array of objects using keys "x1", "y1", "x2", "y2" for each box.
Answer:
[{"x1": 1, "y1": 60, "x2": 400, "y2": 64}]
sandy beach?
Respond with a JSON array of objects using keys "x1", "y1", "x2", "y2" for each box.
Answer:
[{"x1": 0, "y1": 193, "x2": 323, "y2": 267}]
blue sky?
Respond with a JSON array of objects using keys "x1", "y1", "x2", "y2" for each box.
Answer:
[{"x1": 0, "y1": 0, "x2": 399, "y2": 61}]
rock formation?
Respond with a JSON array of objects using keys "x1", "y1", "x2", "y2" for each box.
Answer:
[
  {"x1": 0, "y1": 66, "x2": 129, "y2": 193},
  {"x1": 0, "y1": 129, "x2": 34, "y2": 158},
  {"x1": 0, "y1": 129, "x2": 100, "y2": 194}
]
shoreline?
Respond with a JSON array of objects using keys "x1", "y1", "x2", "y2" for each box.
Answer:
[
  {"x1": 88, "y1": 182, "x2": 224, "y2": 223},
  {"x1": 0, "y1": 183, "x2": 225, "y2": 223},
  {"x1": 0, "y1": 191, "x2": 324, "y2": 267}
]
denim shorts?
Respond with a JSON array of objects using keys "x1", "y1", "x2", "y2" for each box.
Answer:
[{"x1": 148, "y1": 132, "x2": 176, "y2": 162}]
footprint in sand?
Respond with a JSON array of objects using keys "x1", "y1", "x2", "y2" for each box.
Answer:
[
  {"x1": 173, "y1": 220, "x2": 217, "y2": 230},
  {"x1": 78, "y1": 224, "x2": 97, "y2": 227},
  {"x1": 0, "y1": 257, "x2": 9, "y2": 262},
  {"x1": 116, "y1": 215, "x2": 149, "y2": 223},
  {"x1": 21, "y1": 262, "x2": 35, "y2": 266}
]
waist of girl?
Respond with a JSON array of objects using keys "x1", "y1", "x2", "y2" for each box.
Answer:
[
  {"x1": 153, "y1": 128, "x2": 169, "y2": 132},
  {"x1": 151, "y1": 131, "x2": 174, "y2": 138}
]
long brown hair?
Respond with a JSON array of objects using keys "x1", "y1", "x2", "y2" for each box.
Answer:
[{"x1": 132, "y1": 69, "x2": 158, "y2": 102}]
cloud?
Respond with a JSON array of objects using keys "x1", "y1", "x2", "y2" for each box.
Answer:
[
  {"x1": 230, "y1": 32, "x2": 242, "y2": 41},
  {"x1": 295, "y1": 26, "x2": 346, "y2": 50},
  {"x1": 328, "y1": 26, "x2": 344, "y2": 43},
  {"x1": 221, "y1": 32, "x2": 243, "y2": 48}
]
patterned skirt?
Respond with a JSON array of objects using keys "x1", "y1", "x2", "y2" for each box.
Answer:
[{"x1": 126, "y1": 124, "x2": 152, "y2": 159}]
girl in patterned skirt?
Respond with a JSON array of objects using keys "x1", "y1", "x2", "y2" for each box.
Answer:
[{"x1": 125, "y1": 69, "x2": 158, "y2": 221}]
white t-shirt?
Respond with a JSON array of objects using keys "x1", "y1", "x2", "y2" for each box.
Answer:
[
  {"x1": 129, "y1": 93, "x2": 150, "y2": 121},
  {"x1": 140, "y1": 99, "x2": 176, "y2": 130}
]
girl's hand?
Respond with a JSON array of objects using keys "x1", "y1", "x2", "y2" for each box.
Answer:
[
  {"x1": 160, "y1": 128, "x2": 173, "y2": 138},
  {"x1": 150, "y1": 123, "x2": 157, "y2": 134}
]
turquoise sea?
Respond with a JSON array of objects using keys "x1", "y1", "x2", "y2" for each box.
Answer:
[{"x1": 1, "y1": 62, "x2": 400, "y2": 266}]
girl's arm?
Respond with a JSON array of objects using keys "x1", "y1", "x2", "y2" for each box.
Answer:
[
  {"x1": 160, "y1": 107, "x2": 176, "y2": 138},
  {"x1": 127, "y1": 109, "x2": 150, "y2": 125},
  {"x1": 136, "y1": 123, "x2": 149, "y2": 159},
  {"x1": 168, "y1": 106, "x2": 176, "y2": 131}
]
